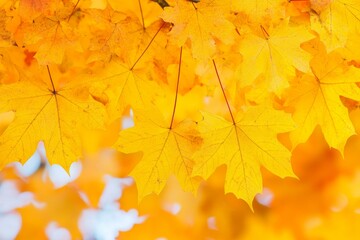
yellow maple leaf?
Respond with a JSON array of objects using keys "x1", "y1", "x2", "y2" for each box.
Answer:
[
  {"x1": 18, "y1": 0, "x2": 53, "y2": 20},
  {"x1": 0, "y1": 66, "x2": 106, "y2": 170},
  {"x1": 232, "y1": 0, "x2": 287, "y2": 22},
  {"x1": 285, "y1": 51, "x2": 360, "y2": 153},
  {"x1": 115, "y1": 108, "x2": 201, "y2": 200},
  {"x1": 310, "y1": 0, "x2": 360, "y2": 51},
  {"x1": 161, "y1": 0, "x2": 235, "y2": 59},
  {"x1": 15, "y1": 1, "x2": 81, "y2": 65},
  {"x1": 80, "y1": 7, "x2": 143, "y2": 62},
  {"x1": 108, "y1": 0, "x2": 163, "y2": 28},
  {"x1": 93, "y1": 21, "x2": 175, "y2": 119},
  {"x1": 238, "y1": 21, "x2": 313, "y2": 97},
  {"x1": 112, "y1": 44, "x2": 201, "y2": 201},
  {"x1": 193, "y1": 106, "x2": 295, "y2": 207},
  {"x1": 192, "y1": 60, "x2": 295, "y2": 208}
]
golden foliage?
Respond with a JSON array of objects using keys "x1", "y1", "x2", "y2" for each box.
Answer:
[{"x1": 1, "y1": 0, "x2": 360, "y2": 238}]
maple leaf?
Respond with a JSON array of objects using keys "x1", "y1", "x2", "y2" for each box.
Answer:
[
  {"x1": 96, "y1": 59, "x2": 159, "y2": 120},
  {"x1": 193, "y1": 107, "x2": 295, "y2": 207},
  {"x1": 14, "y1": 0, "x2": 81, "y2": 65},
  {"x1": 310, "y1": 0, "x2": 360, "y2": 51},
  {"x1": 232, "y1": 0, "x2": 287, "y2": 21},
  {"x1": 93, "y1": 21, "x2": 175, "y2": 119},
  {"x1": 80, "y1": 7, "x2": 143, "y2": 62},
  {"x1": 193, "y1": 61, "x2": 295, "y2": 207},
  {"x1": 114, "y1": 48, "x2": 201, "y2": 199},
  {"x1": 115, "y1": 108, "x2": 201, "y2": 200},
  {"x1": 284, "y1": 51, "x2": 360, "y2": 153},
  {"x1": 0, "y1": 66, "x2": 106, "y2": 170},
  {"x1": 238, "y1": 21, "x2": 313, "y2": 98},
  {"x1": 161, "y1": 0, "x2": 235, "y2": 59},
  {"x1": 18, "y1": 0, "x2": 52, "y2": 20},
  {"x1": 108, "y1": 0, "x2": 164, "y2": 28}
]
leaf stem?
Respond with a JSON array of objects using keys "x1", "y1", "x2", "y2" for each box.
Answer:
[
  {"x1": 169, "y1": 47, "x2": 182, "y2": 129},
  {"x1": 130, "y1": 23, "x2": 165, "y2": 70},
  {"x1": 191, "y1": 2, "x2": 197, "y2": 10},
  {"x1": 260, "y1": 25, "x2": 270, "y2": 39},
  {"x1": 46, "y1": 65, "x2": 57, "y2": 94},
  {"x1": 138, "y1": 0, "x2": 146, "y2": 30},
  {"x1": 67, "y1": 0, "x2": 81, "y2": 22},
  {"x1": 212, "y1": 59, "x2": 235, "y2": 124}
]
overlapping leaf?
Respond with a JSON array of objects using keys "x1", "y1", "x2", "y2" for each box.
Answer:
[
  {"x1": 161, "y1": 0, "x2": 235, "y2": 59},
  {"x1": 238, "y1": 21, "x2": 313, "y2": 97},
  {"x1": 285, "y1": 51, "x2": 360, "y2": 153},
  {"x1": 0, "y1": 66, "x2": 106, "y2": 169},
  {"x1": 310, "y1": 0, "x2": 360, "y2": 50},
  {"x1": 193, "y1": 105, "x2": 295, "y2": 207},
  {"x1": 14, "y1": 1, "x2": 81, "y2": 65},
  {"x1": 115, "y1": 108, "x2": 201, "y2": 199}
]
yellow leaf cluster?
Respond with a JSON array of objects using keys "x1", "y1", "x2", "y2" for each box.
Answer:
[{"x1": 0, "y1": 0, "x2": 360, "y2": 211}]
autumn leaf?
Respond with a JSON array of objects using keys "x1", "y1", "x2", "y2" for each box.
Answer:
[
  {"x1": 193, "y1": 108, "x2": 295, "y2": 207},
  {"x1": 232, "y1": 0, "x2": 287, "y2": 22},
  {"x1": 284, "y1": 51, "x2": 360, "y2": 153},
  {"x1": 0, "y1": 65, "x2": 106, "y2": 170},
  {"x1": 108, "y1": 0, "x2": 164, "y2": 28},
  {"x1": 115, "y1": 48, "x2": 201, "y2": 199},
  {"x1": 14, "y1": 0, "x2": 81, "y2": 65},
  {"x1": 115, "y1": 107, "x2": 201, "y2": 200},
  {"x1": 161, "y1": 0, "x2": 235, "y2": 59},
  {"x1": 79, "y1": 7, "x2": 143, "y2": 62},
  {"x1": 237, "y1": 21, "x2": 313, "y2": 98},
  {"x1": 193, "y1": 61, "x2": 296, "y2": 207},
  {"x1": 18, "y1": 0, "x2": 52, "y2": 20},
  {"x1": 310, "y1": 0, "x2": 360, "y2": 51},
  {"x1": 93, "y1": 21, "x2": 175, "y2": 119}
]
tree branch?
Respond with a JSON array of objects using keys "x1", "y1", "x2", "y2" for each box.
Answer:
[{"x1": 151, "y1": 0, "x2": 169, "y2": 8}]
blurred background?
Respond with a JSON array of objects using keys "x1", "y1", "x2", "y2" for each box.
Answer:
[{"x1": 2, "y1": 116, "x2": 360, "y2": 240}]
